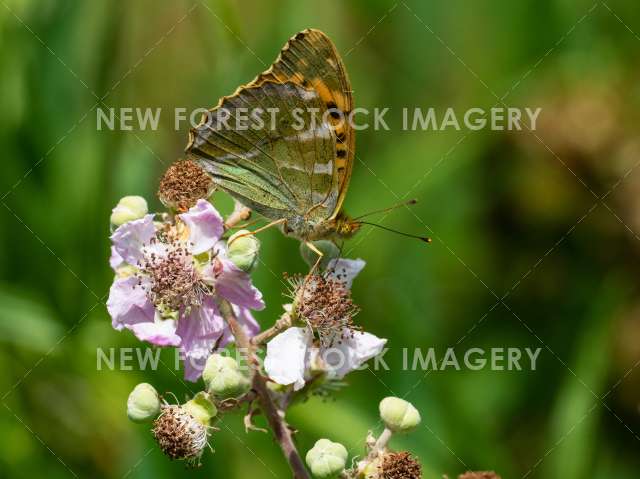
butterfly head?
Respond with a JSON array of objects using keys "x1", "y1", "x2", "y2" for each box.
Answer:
[{"x1": 332, "y1": 211, "x2": 361, "y2": 239}]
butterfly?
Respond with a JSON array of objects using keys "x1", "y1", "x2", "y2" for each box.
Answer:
[{"x1": 185, "y1": 29, "x2": 358, "y2": 248}]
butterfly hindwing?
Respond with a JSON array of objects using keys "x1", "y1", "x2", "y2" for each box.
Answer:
[
  {"x1": 187, "y1": 81, "x2": 340, "y2": 224},
  {"x1": 249, "y1": 29, "x2": 355, "y2": 219}
]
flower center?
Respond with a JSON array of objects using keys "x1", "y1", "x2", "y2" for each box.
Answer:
[
  {"x1": 141, "y1": 235, "x2": 209, "y2": 312},
  {"x1": 289, "y1": 273, "x2": 360, "y2": 346}
]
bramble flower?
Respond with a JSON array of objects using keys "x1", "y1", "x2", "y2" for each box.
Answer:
[
  {"x1": 264, "y1": 258, "x2": 386, "y2": 390},
  {"x1": 106, "y1": 198, "x2": 264, "y2": 380}
]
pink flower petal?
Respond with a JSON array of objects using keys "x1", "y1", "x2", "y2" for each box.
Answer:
[
  {"x1": 215, "y1": 258, "x2": 265, "y2": 310},
  {"x1": 110, "y1": 214, "x2": 156, "y2": 265},
  {"x1": 179, "y1": 199, "x2": 224, "y2": 255},
  {"x1": 107, "y1": 276, "x2": 154, "y2": 330},
  {"x1": 177, "y1": 297, "x2": 225, "y2": 381},
  {"x1": 129, "y1": 319, "x2": 181, "y2": 347}
]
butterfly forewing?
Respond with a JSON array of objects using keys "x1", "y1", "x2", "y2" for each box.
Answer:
[
  {"x1": 187, "y1": 81, "x2": 340, "y2": 225},
  {"x1": 249, "y1": 28, "x2": 355, "y2": 219}
]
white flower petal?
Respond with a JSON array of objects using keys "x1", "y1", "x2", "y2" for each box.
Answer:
[
  {"x1": 264, "y1": 327, "x2": 312, "y2": 391},
  {"x1": 322, "y1": 329, "x2": 387, "y2": 379},
  {"x1": 326, "y1": 258, "x2": 366, "y2": 288}
]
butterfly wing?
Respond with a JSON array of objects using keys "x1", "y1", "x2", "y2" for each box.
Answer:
[
  {"x1": 249, "y1": 28, "x2": 355, "y2": 220},
  {"x1": 186, "y1": 81, "x2": 340, "y2": 226}
]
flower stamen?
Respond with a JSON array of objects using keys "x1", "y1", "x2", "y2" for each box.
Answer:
[{"x1": 287, "y1": 273, "x2": 360, "y2": 346}]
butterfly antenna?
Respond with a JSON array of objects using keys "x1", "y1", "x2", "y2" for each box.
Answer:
[
  {"x1": 353, "y1": 199, "x2": 418, "y2": 220},
  {"x1": 357, "y1": 221, "x2": 431, "y2": 243}
]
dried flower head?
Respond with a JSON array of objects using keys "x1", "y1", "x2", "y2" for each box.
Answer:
[
  {"x1": 287, "y1": 273, "x2": 360, "y2": 346},
  {"x1": 153, "y1": 405, "x2": 208, "y2": 465},
  {"x1": 158, "y1": 159, "x2": 214, "y2": 211},
  {"x1": 458, "y1": 472, "x2": 501, "y2": 479},
  {"x1": 379, "y1": 451, "x2": 422, "y2": 479}
]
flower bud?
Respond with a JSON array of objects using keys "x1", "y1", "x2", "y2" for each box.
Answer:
[
  {"x1": 203, "y1": 353, "x2": 250, "y2": 398},
  {"x1": 227, "y1": 230, "x2": 260, "y2": 273},
  {"x1": 182, "y1": 392, "x2": 217, "y2": 426},
  {"x1": 300, "y1": 240, "x2": 340, "y2": 270},
  {"x1": 110, "y1": 196, "x2": 148, "y2": 226},
  {"x1": 305, "y1": 438, "x2": 348, "y2": 478},
  {"x1": 127, "y1": 383, "x2": 161, "y2": 423},
  {"x1": 379, "y1": 397, "x2": 421, "y2": 433}
]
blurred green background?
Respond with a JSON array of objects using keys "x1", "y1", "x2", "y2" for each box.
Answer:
[{"x1": 2, "y1": 0, "x2": 640, "y2": 477}]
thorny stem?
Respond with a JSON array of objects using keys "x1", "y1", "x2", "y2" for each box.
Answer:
[{"x1": 218, "y1": 299, "x2": 310, "y2": 479}]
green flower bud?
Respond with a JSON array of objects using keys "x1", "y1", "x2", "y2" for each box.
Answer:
[
  {"x1": 110, "y1": 196, "x2": 148, "y2": 226},
  {"x1": 305, "y1": 438, "x2": 348, "y2": 478},
  {"x1": 203, "y1": 353, "x2": 250, "y2": 398},
  {"x1": 183, "y1": 392, "x2": 217, "y2": 426},
  {"x1": 227, "y1": 230, "x2": 260, "y2": 273},
  {"x1": 379, "y1": 397, "x2": 421, "y2": 433},
  {"x1": 300, "y1": 240, "x2": 340, "y2": 270},
  {"x1": 127, "y1": 383, "x2": 161, "y2": 423}
]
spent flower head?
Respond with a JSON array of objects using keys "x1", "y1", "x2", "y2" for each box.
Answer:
[
  {"x1": 152, "y1": 392, "x2": 216, "y2": 466},
  {"x1": 379, "y1": 451, "x2": 422, "y2": 479},
  {"x1": 158, "y1": 159, "x2": 214, "y2": 211}
]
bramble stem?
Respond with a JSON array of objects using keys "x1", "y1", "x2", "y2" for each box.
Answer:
[
  {"x1": 251, "y1": 312, "x2": 292, "y2": 346},
  {"x1": 218, "y1": 299, "x2": 310, "y2": 479}
]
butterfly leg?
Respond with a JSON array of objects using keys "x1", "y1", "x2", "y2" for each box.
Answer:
[
  {"x1": 227, "y1": 218, "x2": 287, "y2": 245},
  {"x1": 305, "y1": 241, "x2": 325, "y2": 276}
]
